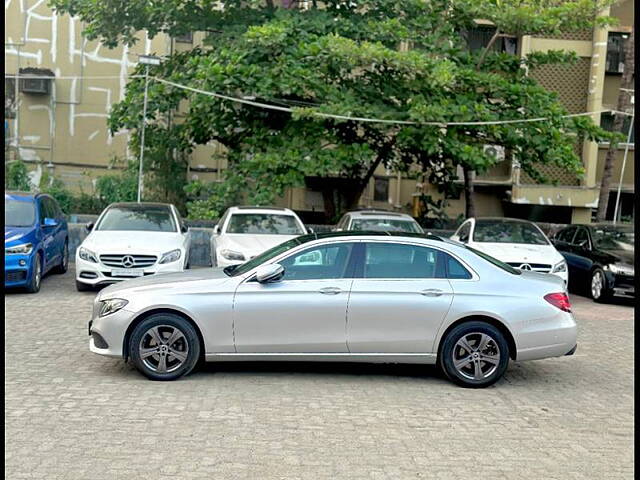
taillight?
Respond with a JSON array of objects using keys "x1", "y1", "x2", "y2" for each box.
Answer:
[{"x1": 544, "y1": 292, "x2": 572, "y2": 312}]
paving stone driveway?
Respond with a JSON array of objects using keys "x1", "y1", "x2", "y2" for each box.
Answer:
[{"x1": 5, "y1": 267, "x2": 634, "y2": 479}]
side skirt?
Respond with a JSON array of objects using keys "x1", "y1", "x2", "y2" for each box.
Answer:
[{"x1": 204, "y1": 352, "x2": 437, "y2": 365}]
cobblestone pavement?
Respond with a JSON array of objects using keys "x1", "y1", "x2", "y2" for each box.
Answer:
[{"x1": 5, "y1": 266, "x2": 634, "y2": 480}]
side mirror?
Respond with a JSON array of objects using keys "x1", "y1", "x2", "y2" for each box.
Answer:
[
  {"x1": 181, "y1": 224, "x2": 189, "y2": 234},
  {"x1": 307, "y1": 227, "x2": 314, "y2": 234},
  {"x1": 43, "y1": 217, "x2": 58, "y2": 228},
  {"x1": 213, "y1": 225, "x2": 220, "y2": 235},
  {"x1": 85, "y1": 222, "x2": 94, "y2": 233},
  {"x1": 255, "y1": 263, "x2": 284, "y2": 284}
]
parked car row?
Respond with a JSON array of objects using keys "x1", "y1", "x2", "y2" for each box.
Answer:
[{"x1": 5, "y1": 194, "x2": 634, "y2": 304}]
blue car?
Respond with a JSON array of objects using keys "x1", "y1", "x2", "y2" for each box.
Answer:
[{"x1": 5, "y1": 191, "x2": 69, "y2": 292}]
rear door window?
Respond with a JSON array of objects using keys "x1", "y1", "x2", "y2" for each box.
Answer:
[{"x1": 362, "y1": 242, "x2": 444, "y2": 279}]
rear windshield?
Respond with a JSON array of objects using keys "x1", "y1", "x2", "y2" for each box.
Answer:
[
  {"x1": 96, "y1": 206, "x2": 176, "y2": 232},
  {"x1": 5, "y1": 198, "x2": 36, "y2": 227},
  {"x1": 473, "y1": 220, "x2": 548, "y2": 245},
  {"x1": 351, "y1": 218, "x2": 423, "y2": 233}
]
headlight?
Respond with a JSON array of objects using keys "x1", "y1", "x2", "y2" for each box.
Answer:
[
  {"x1": 605, "y1": 263, "x2": 634, "y2": 276},
  {"x1": 79, "y1": 247, "x2": 98, "y2": 263},
  {"x1": 220, "y1": 249, "x2": 245, "y2": 261},
  {"x1": 99, "y1": 298, "x2": 129, "y2": 317},
  {"x1": 159, "y1": 249, "x2": 182, "y2": 264},
  {"x1": 552, "y1": 260, "x2": 567, "y2": 273},
  {"x1": 5, "y1": 243, "x2": 33, "y2": 255}
]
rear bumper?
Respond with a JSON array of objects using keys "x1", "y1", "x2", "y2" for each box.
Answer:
[
  {"x1": 515, "y1": 310, "x2": 578, "y2": 362},
  {"x1": 564, "y1": 344, "x2": 577, "y2": 356}
]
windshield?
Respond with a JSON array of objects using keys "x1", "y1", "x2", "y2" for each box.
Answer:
[
  {"x1": 226, "y1": 213, "x2": 305, "y2": 235},
  {"x1": 593, "y1": 227, "x2": 634, "y2": 251},
  {"x1": 96, "y1": 206, "x2": 176, "y2": 232},
  {"x1": 224, "y1": 235, "x2": 314, "y2": 276},
  {"x1": 473, "y1": 220, "x2": 548, "y2": 245},
  {"x1": 5, "y1": 199, "x2": 36, "y2": 227},
  {"x1": 351, "y1": 218, "x2": 423, "y2": 233},
  {"x1": 461, "y1": 243, "x2": 522, "y2": 275}
]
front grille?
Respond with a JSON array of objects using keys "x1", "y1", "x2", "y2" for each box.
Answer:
[
  {"x1": 506, "y1": 262, "x2": 552, "y2": 273},
  {"x1": 5, "y1": 270, "x2": 27, "y2": 283},
  {"x1": 102, "y1": 271, "x2": 155, "y2": 278},
  {"x1": 99, "y1": 254, "x2": 157, "y2": 268}
]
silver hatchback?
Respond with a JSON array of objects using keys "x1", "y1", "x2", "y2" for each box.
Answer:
[{"x1": 88, "y1": 232, "x2": 577, "y2": 388}]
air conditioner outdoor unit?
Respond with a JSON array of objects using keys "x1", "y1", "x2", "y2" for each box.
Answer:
[
  {"x1": 18, "y1": 67, "x2": 54, "y2": 95},
  {"x1": 483, "y1": 144, "x2": 505, "y2": 161}
]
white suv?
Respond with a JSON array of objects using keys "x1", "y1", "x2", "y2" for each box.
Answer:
[
  {"x1": 75, "y1": 202, "x2": 191, "y2": 291},
  {"x1": 211, "y1": 206, "x2": 308, "y2": 267}
]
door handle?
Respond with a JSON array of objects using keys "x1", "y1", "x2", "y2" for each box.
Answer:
[
  {"x1": 420, "y1": 289, "x2": 444, "y2": 297},
  {"x1": 319, "y1": 287, "x2": 342, "y2": 295}
]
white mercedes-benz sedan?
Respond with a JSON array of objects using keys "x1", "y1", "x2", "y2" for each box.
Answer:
[
  {"x1": 210, "y1": 206, "x2": 308, "y2": 268},
  {"x1": 88, "y1": 232, "x2": 577, "y2": 388},
  {"x1": 75, "y1": 202, "x2": 191, "y2": 291},
  {"x1": 451, "y1": 217, "x2": 568, "y2": 284}
]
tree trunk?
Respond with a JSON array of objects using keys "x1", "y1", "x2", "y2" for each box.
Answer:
[
  {"x1": 463, "y1": 166, "x2": 476, "y2": 218},
  {"x1": 596, "y1": 28, "x2": 634, "y2": 222}
]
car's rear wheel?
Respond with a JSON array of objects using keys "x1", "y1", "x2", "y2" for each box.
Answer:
[
  {"x1": 440, "y1": 321, "x2": 509, "y2": 388},
  {"x1": 53, "y1": 240, "x2": 69, "y2": 274},
  {"x1": 25, "y1": 254, "x2": 42, "y2": 294},
  {"x1": 129, "y1": 314, "x2": 201, "y2": 381},
  {"x1": 590, "y1": 268, "x2": 611, "y2": 303}
]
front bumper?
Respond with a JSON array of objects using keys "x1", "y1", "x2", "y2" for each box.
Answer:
[
  {"x1": 4, "y1": 252, "x2": 35, "y2": 287},
  {"x1": 88, "y1": 307, "x2": 136, "y2": 358},
  {"x1": 611, "y1": 272, "x2": 635, "y2": 298},
  {"x1": 75, "y1": 255, "x2": 185, "y2": 286}
]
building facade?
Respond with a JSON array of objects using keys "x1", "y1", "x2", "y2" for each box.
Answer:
[{"x1": 4, "y1": 0, "x2": 634, "y2": 223}]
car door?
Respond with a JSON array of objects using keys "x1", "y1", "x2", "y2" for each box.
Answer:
[
  {"x1": 567, "y1": 227, "x2": 595, "y2": 278},
  {"x1": 38, "y1": 197, "x2": 57, "y2": 269},
  {"x1": 50, "y1": 198, "x2": 67, "y2": 260},
  {"x1": 233, "y1": 241, "x2": 357, "y2": 353},
  {"x1": 346, "y1": 241, "x2": 454, "y2": 353}
]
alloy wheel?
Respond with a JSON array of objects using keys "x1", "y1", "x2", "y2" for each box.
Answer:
[
  {"x1": 591, "y1": 270, "x2": 604, "y2": 299},
  {"x1": 34, "y1": 256, "x2": 42, "y2": 289},
  {"x1": 452, "y1": 332, "x2": 501, "y2": 381},
  {"x1": 138, "y1": 325, "x2": 189, "y2": 374}
]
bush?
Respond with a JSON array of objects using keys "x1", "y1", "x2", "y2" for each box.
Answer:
[{"x1": 5, "y1": 159, "x2": 32, "y2": 191}]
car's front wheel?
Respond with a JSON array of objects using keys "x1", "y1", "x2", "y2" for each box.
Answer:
[
  {"x1": 590, "y1": 268, "x2": 611, "y2": 303},
  {"x1": 25, "y1": 254, "x2": 42, "y2": 294},
  {"x1": 440, "y1": 321, "x2": 509, "y2": 388},
  {"x1": 129, "y1": 314, "x2": 201, "y2": 381}
]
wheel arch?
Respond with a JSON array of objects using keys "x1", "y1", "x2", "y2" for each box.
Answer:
[
  {"x1": 122, "y1": 308, "x2": 206, "y2": 362},
  {"x1": 436, "y1": 315, "x2": 517, "y2": 361}
]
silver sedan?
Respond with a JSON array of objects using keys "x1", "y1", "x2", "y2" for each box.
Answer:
[{"x1": 88, "y1": 232, "x2": 577, "y2": 388}]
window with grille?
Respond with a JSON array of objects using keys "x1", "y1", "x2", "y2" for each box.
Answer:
[
  {"x1": 5, "y1": 78, "x2": 16, "y2": 118},
  {"x1": 606, "y1": 32, "x2": 629, "y2": 74},
  {"x1": 174, "y1": 32, "x2": 193, "y2": 43},
  {"x1": 463, "y1": 27, "x2": 518, "y2": 54}
]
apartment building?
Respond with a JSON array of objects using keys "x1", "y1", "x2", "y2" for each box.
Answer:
[{"x1": 4, "y1": 0, "x2": 634, "y2": 223}]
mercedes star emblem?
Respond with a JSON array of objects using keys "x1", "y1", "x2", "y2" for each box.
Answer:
[
  {"x1": 122, "y1": 255, "x2": 135, "y2": 268},
  {"x1": 520, "y1": 264, "x2": 532, "y2": 271}
]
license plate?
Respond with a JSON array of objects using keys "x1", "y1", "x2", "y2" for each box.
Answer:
[{"x1": 111, "y1": 268, "x2": 144, "y2": 277}]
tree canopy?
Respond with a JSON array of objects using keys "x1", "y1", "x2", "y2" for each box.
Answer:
[{"x1": 52, "y1": 0, "x2": 620, "y2": 220}]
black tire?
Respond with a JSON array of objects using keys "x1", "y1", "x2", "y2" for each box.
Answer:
[
  {"x1": 589, "y1": 268, "x2": 611, "y2": 303},
  {"x1": 25, "y1": 254, "x2": 42, "y2": 294},
  {"x1": 129, "y1": 314, "x2": 201, "y2": 381},
  {"x1": 439, "y1": 321, "x2": 509, "y2": 388},
  {"x1": 53, "y1": 240, "x2": 69, "y2": 274},
  {"x1": 75, "y1": 280, "x2": 93, "y2": 292}
]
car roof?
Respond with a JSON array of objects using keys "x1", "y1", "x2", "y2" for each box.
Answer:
[
  {"x1": 107, "y1": 202, "x2": 174, "y2": 209},
  {"x1": 472, "y1": 217, "x2": 535, "y2": 224},
  {"x1": 305, "y1": 231, "x2": 442, "y2": 242},
  {"x1": 348, "y1": 210, "x2": 414, "y2": 219},
  {"x1": 228, "y1": 205, "x2": 296, "y2": 214}
]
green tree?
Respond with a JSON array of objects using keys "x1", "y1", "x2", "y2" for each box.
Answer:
[
  {"x1": 5, "y1": 159, "x2": 32, "y2": 191},
  {"x1": 53, "y1": 0, "x2": 619, "y2": 220}
]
